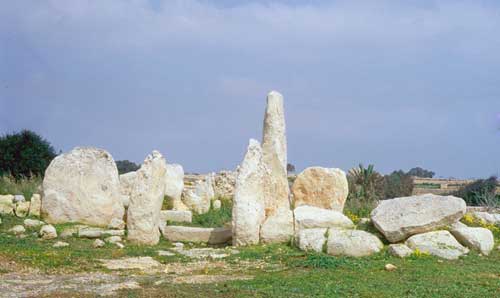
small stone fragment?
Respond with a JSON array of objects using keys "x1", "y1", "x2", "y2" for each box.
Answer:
[
  {"x1": 158, "y1": 250, "x2": 175, "y2": 257},
  {"x1": 213, "y1": 200, "x2": 222, "y2": 210},
  {"x1": 39, "y1": 224, "x2": 57, "y2": 240},
  {"x1": 9, "y1": 225, "x2": 25, "y2": 235},
  {"x1": 93, "y1": 239, "x2": 105, "y2": 248},
  {"x1": 53, "y1": 241, "x2": 69, "y2": 248},
  {"x1": 388, "y1": 244, "x2": 413, "y2": 258},
  {"x1": 28, "y1": 194, "x2": 42, "y2": 217},
  {"x1": 15, "y1": 201, "x2": 30, "y2": 217},
  {"x1": 385, "y1": 264, "x2": 397, "y2": 271},
  {"x1": 105, "y1": 236, "x2": 122, "y2": 244}
]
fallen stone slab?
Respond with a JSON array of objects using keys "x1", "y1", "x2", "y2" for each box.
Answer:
[
  {"x1": 327, "y1": 228, "x2": 383, "y2": 257},
  {"x1": 161, "y1": 226, "x2": 232, "y2": 244},
  {"x1": 450, "y1": 226, "x2": 494, "y2": 255},
  {"x1": 160, "y1": 210, "x2": 192, "y2": 223},
  {"x1": 371, "y1": 194, "x2": 466, "y2": 243},
  {"x1": 388, "y1": 244, "x2": 414, "y2": 258},
  {"x1": 99, "y1": 257, "x2": 162, "y2": 271},
  {"x1": 78, "y1": 227, "x2": 125, "y2": 238},
  {"x1": 176, "y1": 248, "x2": 239, "y2": 259},
  {"x1": 296, "y1": 228, "x2": 327, "y2": 253},
  {"x1": 23, "y1": 219, "x2": 45, "y2": 228},
  {"x1": 158, "y1": 250, "x2": 175, "y2": 257},
  {"x1": 405, "y1": 231, "x2": 469, "y2": 260},
  {"x1": 294, "y1": 205, "x2": 354, "y2": 231}
]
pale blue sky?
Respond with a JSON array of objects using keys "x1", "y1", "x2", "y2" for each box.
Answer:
[{"x1": 1, "y1": 0, "x2": 499, "y2": 178}]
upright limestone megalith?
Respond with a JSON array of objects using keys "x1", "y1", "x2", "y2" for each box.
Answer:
[
  {"x1": 232, "y1": 139, "x2": 267, "y2": 246},
  {"x1": 260, "y1": 91, "x2": 293, "y2": 243},
  {"x1": 42, "y1": 147, "x2": 124, "y2": 227},
  {"x1": 127, "y1": 150, "x2": 167, "y2": 245},
  {"x1": 164, "y1": 164, "x2": 187, "y2": 211}
]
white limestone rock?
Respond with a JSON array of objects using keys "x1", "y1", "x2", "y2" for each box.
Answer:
[
  {"x1": 297, "y1": 228, "x2": 327, "y2": 253},
  {"x1": 165, "y1": 164, "x2": 187, "y2": 211},
  {"x1": 53, "y1": 241, "x2": 69, "y2": 248},
  {"x1": 23, "y1": 219, "x2": 45, "y2": 228},
  {"x1": 28, "y1": 194, "x2": 42, "y2": 217},
  {"x1": 261, "y1": 91, "x2": 291, "y2": 225},
  {"x1": 370, "y1": 194, "x2": 466, "y2": 243},
  {"x1": 108, "y1": 218, "x2": 125, "y2": 230},
  {"x1": 213, "y1": 199, "x2": 222, "y2": 210},
  {"x1": 405, "y1": 231, "x2": 469, "y2": 260},
  {"x1": 471, "y1": 211, "x2": 500, "y2": 225},
  {"x1": 9, "y1": 225, "x2": 25, "y2": 235},
  {"x1": 232, "y1": 139, "x2": 266, "y2": 246},
  {"x1": 388, "y1": 244, "x2": 414, "y2": 258},
  {"x1": 105, "y1": 236, "x2": 122, "y2": 244},
  {"x1": 450, "y1": 227, "x2": 494, "y2": 255},
  {"x1": 292, "y1": 167, "x2": 349, "y2": 212},
  {"x1": 260, "y1": 209, "x2": 294, "y2": 244},
  {"x1": 93, "y1": 239, "x2": 105, "y2": 248},
  {"x1": 294, "y1": 205, "x2": 354, "y2": 231},
  {"x1": 161, "y1": 226, "x2": 232, "y2": 244},
  {"x1": 119, "y1": 171, "x2": 137, "y2": 208},
  {"x1": 127, "y1": 151, "x2": 167, "y2": 245},
  {"x1": 182, "y1": 177, "x2": 215, "y2": 214},
  {"x1": 42, "y1": 147, "x2": 124, "y2": 227},
  {"x1": 327, "y1": 229, "x2": 383, "y2": 257},
  {"x1": 15, "y1": 201, "x2": 30, "y2": 217},
  {"x1": 0, "y1": 195, "x2": 15, "y2": 215},
  {"x1": 40, "y1": 224, "x2": 57, "y2": 240}
]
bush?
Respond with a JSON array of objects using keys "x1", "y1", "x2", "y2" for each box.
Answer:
[
  {"x1": 0, "y1": 174, "x2": 42, "y2": 199},
  {"x1": 407, "y1": 167, "x2": 435, "y2": 178},
  {"x1": 0, "y1": 130, "x2": 56, "y2": 179},
  {"x1": 116, "y1": 160, "x2": 140, "y2": 174},
  {"x1": 382, "y1": 170, "x2": 414, "y2": 199},
  {"x1": 454, "y1": 176, "x2": 499, "y2": 206}
]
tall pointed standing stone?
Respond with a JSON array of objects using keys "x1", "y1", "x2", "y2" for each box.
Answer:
[
  {"x1": 260, "y1": 91, "x2": 294, "y2": 243},
  {"x1": 232, "y1": 139, "x2": 267, "y2": 246},
  {"x1": 127, "y1": 151, "x2": 167, "y2": 245}
]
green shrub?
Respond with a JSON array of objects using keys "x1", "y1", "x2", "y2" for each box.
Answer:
[
  {"x1": 116, "y1": 160, "x2": 140, "y2": 174},
  {"x1": 454, "y1": 176, "x2": 498, "y2": 206},
  {"x1": 0, "y1": 174, "x2": 41, "y2": 199},
  {"x1": 0, "y1": 130, "x2": 56, "y2": 179},
  {"x1": 169, "y1": 197, "x2": 233, "y2": 228}
]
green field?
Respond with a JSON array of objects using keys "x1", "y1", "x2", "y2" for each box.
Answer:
[{"x1": 1, "y1": 214, "x2": 500, "y2": 297}]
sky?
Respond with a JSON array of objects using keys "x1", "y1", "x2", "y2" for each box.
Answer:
[{"x1": 1, "y1": 0, "x2": 499, "y2": 178}]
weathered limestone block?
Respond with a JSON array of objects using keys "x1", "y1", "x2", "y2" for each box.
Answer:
[
  {"x1": 29, "y1": 194, "x2": 42, "y2": 217},
  {"x1": 15, "y1": 201, "x2": 30, "y2": 217},
  {"x1": 42, "y1": 147, "x2": 124, "y2": 227},
  {"x1": 260, "y1": 209, "x2": 294, "y2": 244},
  {"x1": 297, "y1": 228, "x2": 327, "y2": 253},
  {"x1": 327, "y1": 229, "x2": 383, "y2": 257},
  {"x1": 471, "y1": 211, "x2": 500, "y2": 225},
  {"x1": 232, "y1": 139, "x2": 266, "y2": 246},
  {"x1": 292, "y1": 167, "x2": 349, "y2": 211},
  {"x1": 23, "y1": 219, "x2": 45, "y2": 228},
  {"x1": 127, "y1": 151, "x2": 167, "y2": 245},
  {"x1": 294, "y1": 205, "x2": 354, "y2": 231},
  {"x1": 0, "y1": 195, "x2": 15, "y2": 215},
  {"x1": 182, "y1": 177, "x2": 215, "y2": 214},
  {"x1": 165, "y1": 164, "x2": 188, "y2": 211},
  {"x1": 160, "y1": 210, "x2": 192, "y2": 223},
  {"x1": 388, "y1": 244, "x2": 414, "y2": 258},
  {"x1": 261, "y1": 91, "x2": 290, "y2": 217},
  {"x1": 119, "y1": 171, "x2": 137, "y2": 208},
  {"x1": 40, "y1": 224, "x2": 57, "y2": 240},
  {"x1": 370, "y1": 194, "x2": 466, "y2": 243},
  {"x1": 161, "y1": 226, "x2": 232, "y2": 244},
  {"x1": 450, "y1": 226, "x2": 494, "y2": 255},
  {"x1": 405, "y1": 231, "x2": 469, "y2": 260}
]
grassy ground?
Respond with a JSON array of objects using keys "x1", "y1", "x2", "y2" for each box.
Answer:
[
  {"x1": 1, "y1": 214, "x2": 500, "y2": 297},
  {"x1": 168, "y1": 197, "x2": 232, "y2": 228}
]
